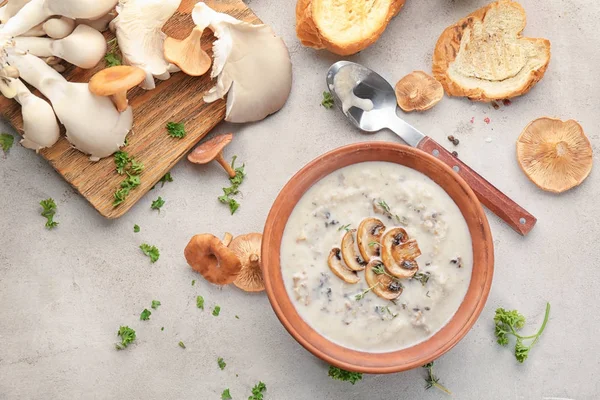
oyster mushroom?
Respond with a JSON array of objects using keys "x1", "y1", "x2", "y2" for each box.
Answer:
[
  {"x1": 341, "y1": 229, "x2": 367, "y2": 271},
  {"x1": 0, "y1": 65, "x2": 19, "y2": 98},
  {"x1": 381, "y1": 228, "x2": 421, "y2": 279},
  {"x1": 163, "y1": 27, "x2": 211, "y2": 77},
  {"x1": 395, "y1": 71, "x2": 444, "y2": 112},
  {"x1": 357, "y1": 218, "x2": 386, "y2": 262},
  {"x1": 43, "y1": 16, "x2": 76, "y2": 39},
  {"x1": 327, "y1": 248, "x2": 359, "y2": 284},
  {"x1": 88, "y1": 66, "x2": 146, "y2": 112},
  {"x1": 187, "y1": 133, "x2": 236, "y2": 178},
  {"x1": 364, "y1": 260, "x2": 403, "y2": 300},
  {"x1": 516, "y1": 117, "x2": 593, "y2": 193},
  {"x1": 184, "y1": 233, "x2": 242, "y2": 285},
  {"x1": 0, "y1": 0, "x2": 32, "y2": 24},
  {"x1": 229, "y1": 233, "x2": 264, "y2": 292}
]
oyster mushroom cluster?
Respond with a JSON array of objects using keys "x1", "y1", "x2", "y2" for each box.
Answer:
[
  {"x1": 184, "y1": 232, "x2": 265, "y2": 292},
  {"x1": 327, "y1": 218, "x2": 422, "y2": 300}
]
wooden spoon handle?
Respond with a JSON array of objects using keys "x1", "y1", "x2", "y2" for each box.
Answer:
[{"x1": 417, "y1": 136, "x2": 536, "y2": 236}]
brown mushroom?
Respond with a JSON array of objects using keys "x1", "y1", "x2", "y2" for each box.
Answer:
[
  {"x1": 187, "y1": 133, "x2": 236, "y2": 178},
  {"x1": 364, "y1": 260, "x2": 403, "y2": 300},
  {"x1": 517, "y1": 117, "x2": 593, "y2": 193},
  {"x1": 184, "y1": 233, "x2": 242, "y2": 285},
  {"x1": 164, "y1": 27, "x2": 212, "y2": 77},
  {"x1": 395, "y1": 71, "x2": 444, "y2": 112},
  {"x1": 357, "y1": 218, "x2": 386, "y2": 262},
  {"x1": 88, "y1": 66, "x2": 146, "y2": 112},
  {"x1": 229, "y1": 233, "x2": 264, "y2": 292},
  {"x1": 341, "y1": 229, "x2": 367, "y2": 271},
  {"x1": 327, "y1": 248, "x2": 359, "y2": 284},
  {"x1": 381, "y1": 228, "x2": 421, "y2": 279}
]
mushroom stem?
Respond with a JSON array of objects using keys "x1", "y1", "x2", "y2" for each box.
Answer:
[
  {"x1": 249, "y1": 254, "x2": 260, "y2": 266},
  {"x1": 215, "y1": 152, "x2": 236, "y2": 178},
  {"x1": 111, "y1": 90, "x2": 128, "y2": 113}
]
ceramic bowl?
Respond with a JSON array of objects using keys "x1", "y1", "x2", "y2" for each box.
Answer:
[{"x1": 262, "y1": 142, "x2": 494, "y2": 373}]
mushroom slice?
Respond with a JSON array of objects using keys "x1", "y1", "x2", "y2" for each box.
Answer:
[
  {"x1": 341, "y1": 229, "x2": 367, "y2": 271},
  {"x1": 163, "y1": 27, "x2": 211, "y2": 77},
  {"x1": 229, "y1": 233, "x2": 264, "y2": 292},
  {"x1": 357, "y1": 218, "x2": 386, "y2": 262},
  {"x1": 327, "y1": 248, "x2": 359, "y2": 284},
  {"x1": 517, "y1": 117, "x2": 593, "y2": 193},
  {"x1": 364, "y1": 260, "x2": 403, "y2": 301},
  {"x1": 184, "y1": 233, "x2": 242, "y2": 285},
  {"x1": 395, "y1": 71, "x2": 444, "y2": 112},
  {"x1": 381, "y1": 228, "x2": 421, "y2": 279}
]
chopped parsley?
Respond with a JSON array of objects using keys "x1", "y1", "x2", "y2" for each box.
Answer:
[
  {"x1": 212, "y1": 305, "x2": 221, "y2": 316},
  {"x1": 218, "y1": 156, "x2": 245, "y2": 215},
  {"x1": 328, "y1": 366, "x2": 362, "y2": 384},
  {"x1": 159, "y1": 172, "x2": 173, "y2": 187},
  {"x1": 191, "y1": 280, "x2": 196, "y2": 286},
  {"x1": 221, "y1": 388, "x2": 232, "y2": 400},
  {"x1": 321, "y1": 91, "x2": 334, "y2": 109},
  {"x1": 0, "y1": 133, "x2": 14, "y2": 153},
  {"x1": 151, "y1": 196, "x2": 165, "y2": 211},
  {"x1": 104, "y1": 39, "x2": 122, "y2": 67},
  {"x1": 161, "y1": 327, "x2": 164, "y2": 331},
  {"x1": 40, "y1": 198, "x2": 59, "y2": 229},
  {"x1": 140, "y1": 243, "x2": 160, "y2": 263},
  {"x1": 116, "y1": 326, "x2": 136, "y2": 350},
  {"x1": 151, "y1": 300, "x2": 161, "y2": 309},
  {"x1": 113, "y1": 151, "x2": 144, "y2": 207},
  {"x1": 217, "y1": 357, "x2": 226, "y2": 370},
  {"x1": 196, "y1": 295, "x2": 204, "y2": 310},
  {"x1": 133, "y1": 224, "x2": 140, "y2": 233},
  {"x1": 140, "y1": 308, "x2": 151, "y2": 320},
  {"x1": 166, "y1": 122, "x2": 186, "y2": 138},
  {"x1": 248, "y1": 381, "x2": 266, "y2": 400},
  {"x1": 178, "y1": 341, "x2": 186, "y2": 349},
  {"x1": 235, "y1": 315, "x2": 239, "y2": 319}
]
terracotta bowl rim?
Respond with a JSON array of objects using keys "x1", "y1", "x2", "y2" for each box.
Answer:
[{"x1": 262, "y1": 142, "x2": 494, "y2": 374}]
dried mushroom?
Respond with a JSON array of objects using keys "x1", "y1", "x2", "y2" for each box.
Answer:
[
  {"x1": 184, "y1": 234, "x2": 242, "y2": 285},
  {"x1": 327, "y1": 248, "x2": 359, "y2": 284},
  {"x1": 164, "y1": 27, "x2": 211, "y2": 77},
  {"x1": 364, "y1": 260, "x2": 403, "y2": 300},
  {"x1": 517, "y1": 117, "x2": 593, "y2": 193},
  {"x1": 357, "y1": 217, "x2": 385, "y2": 262},
  {"x1": 395, "y1": 71, "x2": 443, "y2": 112},
  {"x1": 229, "y1": 233, "x2": 264, "y2": 292},
  {"x1": 341, "y1": 229, "x2": 367, "y2": 271},
  {"x1": 381, "y1": 228, "x2": 421, "y2": 279},
  {"x1": 188, "y1": 133, "x2": 236, "y2": 178}
]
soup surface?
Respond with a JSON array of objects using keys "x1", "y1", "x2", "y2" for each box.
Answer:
[{"x1": 280, "y1": 161, "x2": 473, "y2": 352}]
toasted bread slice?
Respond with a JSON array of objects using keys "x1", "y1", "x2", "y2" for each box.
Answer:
[
  {"x1": 296, "y1": 0, "x2": 405, "y2": 56},
  {"x1": 432, "y1": 0, "x2": 550, "y2": 101}
]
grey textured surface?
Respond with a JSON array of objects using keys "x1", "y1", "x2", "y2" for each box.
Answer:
[{"x1": 1, "y1": 0, "x2": 599, "y2": 399}]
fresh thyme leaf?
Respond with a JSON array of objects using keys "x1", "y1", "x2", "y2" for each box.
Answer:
[
  {"x1": 355, "y1": 283, "x2": 380, "y2": 301},
  {"x1": 159, "y1": 172, "x2": 173, "y2": 187},
  {"x1": 133, "y1": 224, "x2": 140, "y2": 233},
  {"x1": 368, "y1": 241, "x2": 379, "y2": 247},
  {"x1": 328, "y1": 366, "x2": 362, "y2": 384},
  {"x1": 338, "y1": 224, "x2": 351, "y2": 232},
  {"x1": 423, "y1": 361, "x2": 451, "y2": 395},
  {"x1": 178, "y1": 341, "x2": 186, "y2": 349},
  {"x1": 140, "y1": 308, "x2": 151, "y2": 321},
  {"x1": 212, "y1": 305, "x2": 221, "y2": 316},
  {"x1": 166, "y1": 122, "x2": 186, "y2": 138},
  {"x1": 217, "y1": 357, "x2": 226, "y2": 370},
  {"x1": 0, "y1": 133, "x2": 14, "y2": 153},
  {"x1": 116, "y1": 326, "x2": 136, "y2": 349},
  {"x1": 140, "y1": 243, "x2": 160, "y2": 263},
  {"x1": 248, "y1": 381, "x2": 266, "y2": 400},
  {"x1": 411, "y1": 272, "x2": 430, "y2": 286},
  {"x1": 221, "y1": 389, "x2": 232, "y2": 400},
  {"x1": 151, "y1": 196, "x2": 165, "y2": 211},
  {"x1": 378, "y1": 200, "x2": 391, "y2": 213},
  {"x1": 321, "y1": 91, "x2": 334, "y2": 109},
  {"x1": 40, "y1": 198, "x2": 59, "y2": 229},
  {"x1": 196, "y1": 295, "x2": 204, "y2": 310},
  {"x1": 151, "y1": 300, "x2": 161, "y2": 309}
]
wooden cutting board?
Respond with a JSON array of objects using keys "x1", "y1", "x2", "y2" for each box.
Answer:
[{"x1": 0, "y1": 0, "x2": 260, "y2": 218}]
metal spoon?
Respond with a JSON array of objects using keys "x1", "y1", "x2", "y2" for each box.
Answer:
[{"x1": 326, "y1": 61, "x2": 536, "y2": 236}]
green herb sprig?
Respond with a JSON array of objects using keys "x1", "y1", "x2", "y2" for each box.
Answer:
[
  {"x1": 116, "y1": 326, "x2": 136, "y2": 350},
  {"x1": 328, "y1": 366, "x2": 362, "y2": 384},
  {"x1": 113, "y1": 151, "x2": 144, "y2": 207},
  {"x1": 140, "y1": 243, "x2": 160, "y2": 263},
  {"x1": 411, "y1": 272, "x2": 430, "y2": 286},
  {"x1": 140, "y1": 309, "x2": 151, "y2": 320},
  {"x1": 354, "y1": 283, "x2": 380, "y2": 301},
  {"x1": 196, "y1": 296, "x2": 204, "y2": 310},
  {"x1": 217, "y1": 357, "x2": 226, "y2": 370},
  {"x1": 218, "y1": 156, "x2": 245, "y2": 215},
  {"x1": 151, "y1": 196, "x2": 165, "y2": 211},
  {"x1": 159, "y1": 172, "x2": 173, "y2": 187},
  {"x1": 423, "y1": 361, "x2": 451, "y2": 395},
  {"x1": 248, "y1": 381, "x2": 266, "y2": 400},
  {"x1": 166, "y1": 122, "x2": 186, "y2": 138},
  {"x1": 221, "y1": 389, "x2": 232, "y2": 400},
  {"x1": 0, "y1": 133, "x2": 14, "y2": 153},
  {"x1": 40, "y1": 198, "x2": 59, "y2": 229},
  {"x1": 321, "y1": 91, "x2": 334, "y2": 109}
]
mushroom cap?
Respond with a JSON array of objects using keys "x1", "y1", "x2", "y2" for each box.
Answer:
[
  {"x1": 517, "y1": 117, "x2": 593, "y2": 193},
  {"x1": 356, "y1": 217, "x2": 385, "y2": 262},
  {"x1": 229, "y1": 233, "x2": 264, "y2": 292},
  {"x1": 364, "y1": 260, "x2": 403, "y2": 301},
  {"x1": 188, "y1": 133, "x2": 233, "y2": 164},
  {"x1": 164, "y1": 27, "x2": 212, "y2": 77},
  {"x1": 395, "y1": 71, "x2": 444, "y2": 112},
  {"x1": 184, "y1": 233, "x2": 242, "y2": 285},
  {"x1": 327, "y1": 248, "x2": 360, "y2": 284},
  {"x1": 89, "y1": 66, "x2": 146, "y2": 96}
]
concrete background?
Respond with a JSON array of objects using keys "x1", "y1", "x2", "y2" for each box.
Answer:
[{"x1": 1, "y1": 0, "x2": 599, "y2": 398}]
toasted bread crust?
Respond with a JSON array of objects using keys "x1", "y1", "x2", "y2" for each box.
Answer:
[
  {"x1": 432, "y1": 0, "x2": 550, "y2": 101},
  {"x1": 296, "y1": 0, "x2": 405, "y2": 56}
]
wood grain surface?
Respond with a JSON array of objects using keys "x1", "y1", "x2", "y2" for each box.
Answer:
[{"x1": 0, "y1": 0, "x2": 260, "y2": 218}]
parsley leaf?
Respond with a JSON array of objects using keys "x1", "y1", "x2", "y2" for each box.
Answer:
[
  {"x1": 114, "y1": 151, "x2": 131, "y2": 175},
  {"x1": 151, "y1": 196, "x2": 165, "y2": 211},
  {"x1": 178, "y1": 341, "x2": 186, "y2": 349},
  {"x1": 218, "y1": 156, "x2": 245, "y2": 215},
  {"x1": 217, "y1": 357, "x2": 226, "y2": 370},
  {"x1": 166, "y1": 122, "x2": 186, "y2": 138},
  {"x1": 321, "y1": 91, "x2": 334, "y2": 109},
  {"x1": 423, "y1": 361, "x2": 451, "y2": 394},
  {"x1": 104, "y1": 39, "x2": 122, "y2": 67},
  {"x1": 40, "y1": 198, "x2": 58, "y2": 229},
  {"x1": 116, "y1": 326, "x2": 136, "y2": 349},
  {"x1": 328, "y1": 366, "x2": 362, "y2": 384},
  {"x1": 113, "y1": 152, "x2": 144, "y2": 207},
  {"x1": 159, "y1": 172, "x2": 173, "y2": 187},
  {"x1": 212, "y1": 305, "x2": 221, "y2": 316},
  {"x1": 140, "y1": 243, "x2": 160, "y2": 263},
  {"x1": 196, "y1": 295, "x2": 204, "y2": 310},
  {"x1": 133, "y1": 224, "x2": 140, "y2": 233},
  {"x1": 191, "y1": 280, "x2": 196, "y2": 286},
  {"x1": 140, "y1": 308, "x2": 151, "y2": 320},
  {"x1": 0, "y1": 133, "x2": 14, "y2": 153},
  {"x1": 248, "y1": 381, "x2": 266, "y2": 400},
  {"x1": 151, "y1": 300, "x2": 161, "y2": 309},
  {"x1": 221, "y1": 389, "x2": 232, "y2": 400}
]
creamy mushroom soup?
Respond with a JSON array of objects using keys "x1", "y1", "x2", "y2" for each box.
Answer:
[{"x1": 280, "y1": 161, "x2": 473, "y2": 352}]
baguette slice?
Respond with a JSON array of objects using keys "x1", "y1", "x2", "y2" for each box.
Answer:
[
  {"x1": 296, "y1": 0, "x2": 405, "y2": 56},
  {"x1": 432, "y1": 0, "x2": 550, "y2": 101}
]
